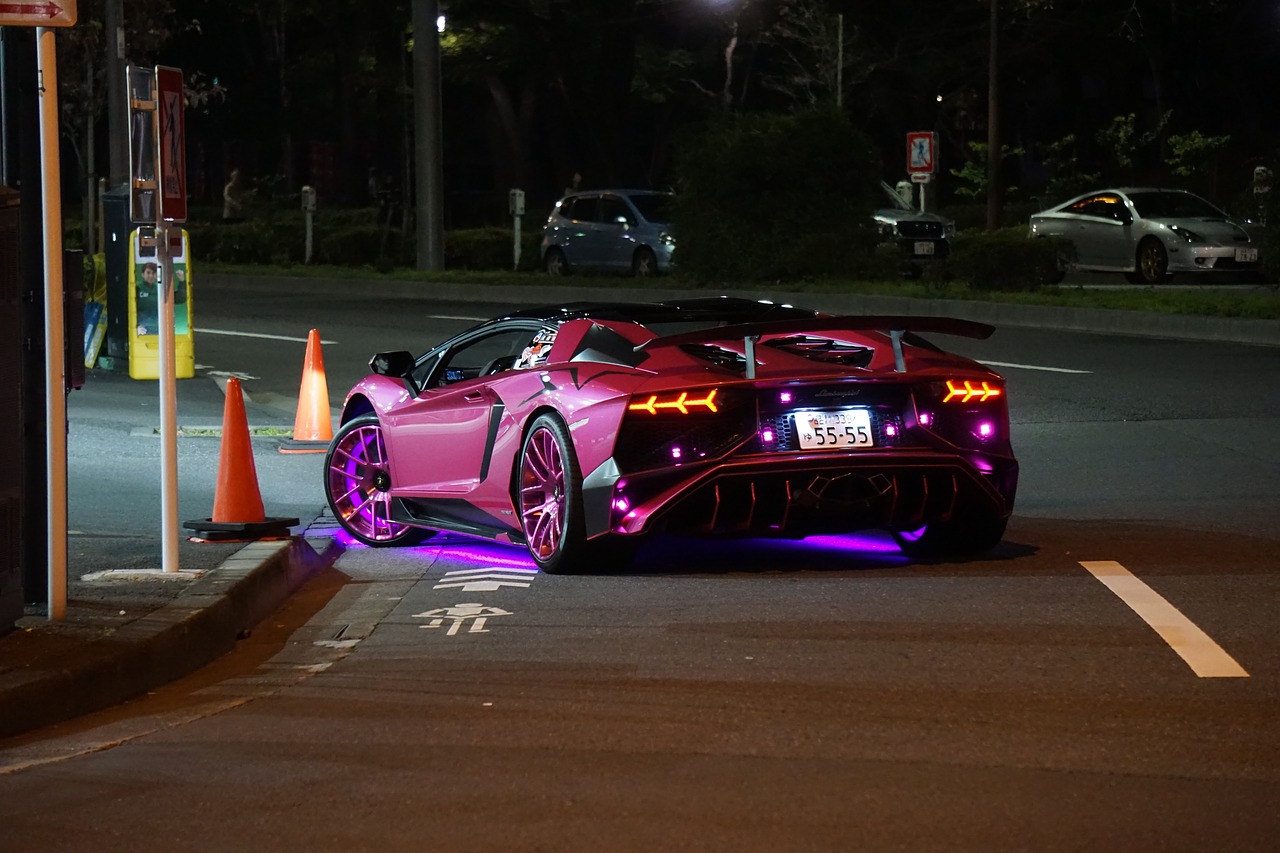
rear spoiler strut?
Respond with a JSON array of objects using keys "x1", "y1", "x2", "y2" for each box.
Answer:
[{"x1": 636, "y1": 315, "x2": 996, "y2": 377}]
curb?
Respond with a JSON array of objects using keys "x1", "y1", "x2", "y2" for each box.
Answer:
[{"x1": 0, "y1": 536, "x2": 342, "y2": 740}]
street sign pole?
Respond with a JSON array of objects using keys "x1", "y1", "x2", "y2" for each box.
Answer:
[
  {"x1": 36, "y1": 26, "x2": 66, "y2": 619},
  {"x1": 156, "y1": 66, "x2": 185, "y2": 574},
  {"x1": 128, "y1": 64, "x2": 183, "y2": 574}
]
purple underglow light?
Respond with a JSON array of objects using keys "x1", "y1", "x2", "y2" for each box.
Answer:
[
  {"x1": 429, "y1": 540, "x2": 537, "y2": 569},
  {"x1": 761, "y1": 428, "x2": 776, "y2": 443},
  {"x1": 780, "y1": 391, "x2": 793, "y2": 403},
  {"x1": 977, "y1": 421, "x2": 995, "y2": 439},
  {"x1": 919, "y1": 412, "x2": 933, "y2": 426},
  {"x1": 671, "y1": 446, "x2": 683, "y2": 459},
  {"x1": 802, "y1": 532, "x2": 909, "y2": 556}
]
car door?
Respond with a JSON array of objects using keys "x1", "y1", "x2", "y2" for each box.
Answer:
[
  {"x1": 560, "y1": 194, "x2": 605, "y2": 269},
  {"x1": 1070, "y1": 194, "x2": 1131, "y2": 268},
  {"x1": 384, "y1": 325, "x2": 541, "y2": 495},
  {"x1": 595, "y1": 194, "x2": 638, "y2": 271}
]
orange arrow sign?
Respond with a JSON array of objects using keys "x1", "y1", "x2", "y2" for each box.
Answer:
[{"x1": 0, "y1": 1, "x2": 77, "y2": 26}]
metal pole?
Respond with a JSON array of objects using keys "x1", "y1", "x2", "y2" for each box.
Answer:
[
  {"x1": 105, "y1": 0, "x2": 127, "y2": 186},
  {"x1": 156, "y1": 221, "x2": 178, "y2": 573},
  {"x1": 835, "y1": 14, "x2": 843, "y2": 109},
  {"x1": 412, "y1": 0, "x2": 444, "y2": 271},
  {"x1": 986, "y1": 0, "x2": 1000, "y2": 230},
  {"x1": 36, "y1": 27, "x2": 66, "y2": 620}
]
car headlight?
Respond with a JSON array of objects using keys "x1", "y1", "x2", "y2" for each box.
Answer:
[
  {"x1": 659, "y1": 231, "x2": 676, "y2": 246},
  {"x1": 1169, "y1": 224, "x2": 1204, "y2": 243}
]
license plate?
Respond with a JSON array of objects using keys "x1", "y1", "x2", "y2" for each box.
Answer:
[
  {"x1": 914, "y1": 241, "x2": 935, "y2": 256},
  {"x1": 793, "y1": 410, "x2": 874, "y2": 450},
  {"x1": 1235, "y1": 247, "x2": 1258, "y2": 262}
]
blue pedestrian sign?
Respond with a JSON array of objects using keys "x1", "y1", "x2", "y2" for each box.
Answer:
[{"x1": 906, "y1": 131, "x2": 937, "y2": 175}]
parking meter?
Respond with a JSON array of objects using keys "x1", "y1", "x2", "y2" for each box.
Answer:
[
  {"x1": 509, "y1": 189, "x2": 526, "y2": 270},
  {"x1": 301, "y1": 185, "x2": 317, "y2": 263}
]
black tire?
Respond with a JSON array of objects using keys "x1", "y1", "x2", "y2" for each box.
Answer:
[
  {"x1": 544, "y1": 247, "x2": 569, "y2": 276},
  {"x1": 518, "y1": 414, "x2": 589, "y2": 573},
  {"x1": 632, "y1": 246, "x2": 658, "y2": 277},
  {"x1": 325, "y1": 415, "x2": 433, "y2": 547},
  {"x1": 1129, "y1": 238, "x2": 1171, "y2": 284},
  {"x1": 892, "y1": 514, "x2": 1008, "y2": 560}
]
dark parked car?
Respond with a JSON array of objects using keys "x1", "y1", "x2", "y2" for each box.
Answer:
[
  {"x1": 874, "y1": 181, "x2": 955, "y2": 276},
  {"x1": 541, "y1": 189, "x2": 676, "y2": 276},
  {"x1": 1029, "y1": 188, "x2": 1262, "y2": 283},
  {"x1": 324, "y1": 298, "x2": 1018, "y2": 573}
]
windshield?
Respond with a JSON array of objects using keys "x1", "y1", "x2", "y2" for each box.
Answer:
[
  {"x1": 627, "y1": 193, "x2": 673, "y2": 225},
  {"x1": 1128, "y1": 191, "x2": 1226, "y2": 220}
]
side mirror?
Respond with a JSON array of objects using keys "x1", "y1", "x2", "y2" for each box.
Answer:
[{"x1": 370, "y1": 350, "x2": 415, "y2": 377}]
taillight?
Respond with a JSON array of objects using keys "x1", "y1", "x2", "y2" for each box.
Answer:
[
  {"x1": 914, "y1": 378, "x2": 1009, "y2": 449},
  {"x1": 628, "y1": 388, "x2": 720, "y2": 415}
]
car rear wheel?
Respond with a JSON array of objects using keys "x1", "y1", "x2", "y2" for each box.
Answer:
[
  {"x1": 519, "y1": 414, "x2": 589, "y2": 573},
  {"x1": 1128, "y1": 238, "x2": 1170, "y2": 284},
  {"x1": 632, "y1": 246, "x2": 658, "y2": 277},
  {"x1": 544, "y1": 247, "x2": 569, "y2": 276},
  {"x1": 325, "y1": 415, "x2": 433, "y2": 547},
  {"x1": 891, "y1": 514, "x2": 1008, "y2": 560}
]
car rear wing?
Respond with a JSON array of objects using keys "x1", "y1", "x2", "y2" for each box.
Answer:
[{"x1": 636, "y1": 315, "x2": 996, "y2": 377}]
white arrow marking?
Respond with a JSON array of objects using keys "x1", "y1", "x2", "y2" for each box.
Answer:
[{"x1": 433, "y1": 567, "x2": 537, "y2": 593}]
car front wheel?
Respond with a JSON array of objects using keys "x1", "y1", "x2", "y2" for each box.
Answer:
[
  {"x1": 1127, "y1": 238, "x2": 1170, "y2": 284},
  {"x1": 518, "y1": 414, "x2": 588, "y2": 573},
  {"x1": 632, "y1": 246, "x2": 658, "y2": 277},
  {"x1": 325, "y1": 415, "x2": 433, "y2": 547}
]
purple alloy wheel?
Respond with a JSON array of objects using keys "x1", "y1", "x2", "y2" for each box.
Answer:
[
  {"x1": 327, "y1": 421, "x2": 413, "y2": 543},
  {"x1": 520, "y1": 425, "x2": 567, "y2": 561}
]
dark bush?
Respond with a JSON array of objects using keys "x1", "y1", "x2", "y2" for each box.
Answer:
[
  {"x1": 937, "y1": 228, "x2": 1076, "y2": 291},
  {"x1": 674, "y1": 108, "x2": 882, "y2": 282},
  {"x1": 446, "y1": 226, "x2": 541, "y2": 271}
]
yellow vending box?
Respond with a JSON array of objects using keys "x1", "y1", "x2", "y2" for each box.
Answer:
[{"x1": 128, "y1": 227, "x2": 194, "y2": 380}]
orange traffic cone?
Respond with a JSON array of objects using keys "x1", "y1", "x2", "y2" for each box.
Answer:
[
  {"x1": 280, "y1": 328, "x2": 334, "y2": 453},
  {"x1": 184, "y1": 377, "x2": 299, "y2": 541}
]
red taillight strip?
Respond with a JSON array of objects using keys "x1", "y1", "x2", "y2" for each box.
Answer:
[{"x1": 628, "y1": 389, "x2": 719, "y2": 415}]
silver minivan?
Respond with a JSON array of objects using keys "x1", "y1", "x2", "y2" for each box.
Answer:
[{"x1": 541, "y1": 189, "x2": 676, "y2": 276}]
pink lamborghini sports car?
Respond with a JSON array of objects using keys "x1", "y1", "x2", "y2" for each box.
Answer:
[{"x1": 324, "y1": 298, "x2": 1018, "y2": 573}]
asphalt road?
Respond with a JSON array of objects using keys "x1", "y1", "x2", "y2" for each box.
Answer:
[{"x1": 5, "y1": 276, "x2": 1278, "y2": 851}]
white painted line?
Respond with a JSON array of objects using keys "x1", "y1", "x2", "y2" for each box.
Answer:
[
  {"x1": 982, "y1": 360, "x2": 1091, "y2": 374},
  {"x1": 198, "y1": 328, "x2": 338, "y2": 345},
  {"x1": 433, "y1": 314, "x2": 488, "y2": 322},
  {"x1": 1079, "y1": 560, "x2": 1248, "y2": 678}
]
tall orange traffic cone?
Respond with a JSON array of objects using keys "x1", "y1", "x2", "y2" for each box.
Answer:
[
  {"x1": 184, "y1": 377, "x2": 299, "y2": 541},
  {"x1": 280, "y1": 328, "x2": 334, "y2": 453}
]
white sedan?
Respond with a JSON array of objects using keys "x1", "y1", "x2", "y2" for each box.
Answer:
[{"x1": 1029, "y1": 188, "x2": 1262, "y2": 284}]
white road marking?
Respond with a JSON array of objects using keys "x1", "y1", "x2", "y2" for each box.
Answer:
[
  {"x1": 1079, "y1": 560, "x2": 1248, "y2": 678},
  {"x1": 433, "y1": 314, "x2": 488, "y2": 322},
  {"x1": 982, "y1": 360, "x2": 1092, "y2": 374},
  {"x1": 434, "y1": 567, "x2": 537, "y2": 592},
  {"x1": 414, "y1": 602, "x2": 513, "y2": 636},
  {"x1": 198, "y1": 328, "x2": 337, "y2": 345}
]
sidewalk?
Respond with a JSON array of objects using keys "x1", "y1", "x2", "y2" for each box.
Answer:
[{"x1": 0, "y1": 517, "x2": 345, "y2": 740}]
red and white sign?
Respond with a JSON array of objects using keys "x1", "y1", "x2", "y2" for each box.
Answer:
[
  {"x1": 906, "y1": 131, "x2": 937, "y2": 175},
  {"x1": 0, "y1": 1, "x2": 76, "y2": 26},
  {"x1": 156, "y1": 66, "x2": 187, "y2": 223}
]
